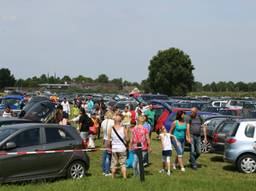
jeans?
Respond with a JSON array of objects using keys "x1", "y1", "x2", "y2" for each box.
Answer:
[
  {"x1": 133, "y1": 150, "x2": 147, "y2": 176},
  {"x1": 190, "y1": 135, "x2": 201, "y2": 166},
  {"x1": 172, "y1": 139, "x2": 185, "y2": 157},
  {"x1": 102, "y1": 140, "x2": 111, "y2": 173}
]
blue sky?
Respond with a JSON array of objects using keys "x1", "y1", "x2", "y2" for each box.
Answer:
[{"x1": 0, "y1": 0, "x2": 255, "y2": 84}]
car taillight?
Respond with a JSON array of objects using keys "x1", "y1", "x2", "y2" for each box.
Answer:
[
  {"x1": 226, "y1": 138, "x2": 236, "y2": 144},
  {"x1": 213, "y1": 133, "x2": 219, "y2": 143}
]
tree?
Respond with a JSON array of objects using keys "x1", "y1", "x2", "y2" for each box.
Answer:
[
  {"x1": 111, "y1": 78, "x2": 123, "y2": 90},
  {"x1": 192, "y1": 81, "x2": 203, "y2": 92},
  {"x1": 61, "y1": 75, "x2": 72, "y2": 83},
  {"x1": 0, "y1": 68, "x2": 16, "y2": 90},
  {"x1": 73, "y1": 75, "x2": 93, "y2": 83},
  {"x1": 145, "y1": 48, "x2": 194, "y2": 96},
  {"x1": 96, "y1": 74, "x2": 109, "y2": 83}
]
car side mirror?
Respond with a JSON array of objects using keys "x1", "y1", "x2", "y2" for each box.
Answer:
[{"x1": 6, "y1": 142, "x2": 16, "y2": 150}]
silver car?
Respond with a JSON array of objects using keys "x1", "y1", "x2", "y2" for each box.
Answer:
[{"x1": 224, "y1": 119, "x2": 256, "y2": 173}]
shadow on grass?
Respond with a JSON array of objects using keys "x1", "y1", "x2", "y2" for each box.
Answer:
[
  {"x1": 210, "y1": 155, "x2": 224, "y2": 162},
  {"x1": 223, "y1": 165, "x2": 237, "y2": 172}
]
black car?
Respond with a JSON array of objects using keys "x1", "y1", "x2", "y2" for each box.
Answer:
[
  {"x1": 0, "y1": 123, "x2": 90, "y2": 183},
  {"x1": 0, "y1": 117, "x2": 33, "y2": 127}
]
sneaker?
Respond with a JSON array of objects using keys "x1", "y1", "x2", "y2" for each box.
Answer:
[
  {"x1": 191, "y1": 165, "x2": 198, "y2": 170},
  {"x1": 105, "y1": 173, "x2": 112, "y2": 177},
  {"x1": 181, "y1": 167, "x2": 185, "y2": 172},
  {"x1": 102, "y1": 172, "x2": 106, "y2": 176},
  {"x1": 172, "y1": 163, "x2": 177, "y2": 170},
  {"x1": 159, "y1": 169, "x2": 165, "y2": 173},
  {"x1": 167, "y1": 171, "x2": 171, "y2": 176}
]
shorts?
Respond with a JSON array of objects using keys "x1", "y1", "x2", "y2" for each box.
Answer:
[
  {"x1": 162, "y1": 150, "x2": 172, "y2": 163},
  {"x1": 80, "y1": 132, "x2": 89, "y2": 140},
  {"x1": 172, "y1": 139, "x2": 185, "y2": 157},
  {"x1": 162, "y1": 150, "x2": 172, "y2": 157},
  {"x1": 63, "y1": 112, "x2": 69, "y2": 119},
  {"x1": 111, "y1": 152, "x2": 127, "y2": 169}
]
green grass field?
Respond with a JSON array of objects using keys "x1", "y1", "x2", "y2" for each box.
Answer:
[{"x1": 1, "y1": 135, "x2": 256, "y2": 191}]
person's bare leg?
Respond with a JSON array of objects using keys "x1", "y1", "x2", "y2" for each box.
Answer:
[
  {"x1": 167, "y1": 161, "x2": 171, "y2": 172},
  {"x1": 178, "y1": 157, "x2": 184, "y2": 168},
  {"x1": 121, "y1": 166, "x2": 127, "y2": 179},
  {"x1": 112, "y1": 168, "x2": 116, "y2": 178}
]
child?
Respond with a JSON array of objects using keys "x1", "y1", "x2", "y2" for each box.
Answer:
[{"x1": 159, "y1": 125, "x2": 178, "y2": 176}]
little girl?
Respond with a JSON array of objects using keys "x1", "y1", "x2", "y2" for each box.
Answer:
[{"x1": 159, "y1": 125, "x2": 178, "y2": 176}]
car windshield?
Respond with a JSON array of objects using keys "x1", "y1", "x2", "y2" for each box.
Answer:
[
  {"x1": 1, "y1": 98, "x2": 20, "y2": 107},
  {"x1": 0, "y1": 128, "x2": 17, "y2": 142}
]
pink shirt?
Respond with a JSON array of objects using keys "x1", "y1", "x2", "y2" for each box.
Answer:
[{"x1": 131, "y1": 125, "x2": 149, "y2": 151}]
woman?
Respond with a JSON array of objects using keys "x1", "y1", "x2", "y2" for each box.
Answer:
[
  {"x1": 107, "y1": 113, "x2": 128, "y2": 179},
  {"x1": 130, "y1": 115, "x2": 151, "y2": 176},
  {"x1": 170, "y1": 111, "x2": 190, "y2": 172}
]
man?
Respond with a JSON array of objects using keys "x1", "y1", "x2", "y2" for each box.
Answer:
[
  {"x1": 101, "y1": 111, "x2": 115, "y2": 176},
  {"x1": 187, "y1": 107, "x2": 207, "y2": 170},
  {"x1": 61, "y1": 98, "x2": 70, "y2": 118},
  {"x1": 79, "y1": 108, "x2": 94, "y2": 142}
]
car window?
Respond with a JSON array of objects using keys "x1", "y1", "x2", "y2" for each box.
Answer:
[
  {"x1": 0, "y1": 128, "x2": 18, "y2": 142},
  {"x1": 45, "y1": 128, "x2": 73, "y2": 143},
  {"x1": 207, "y1": 119, "x2": 225, "y2": 131},
  {"x1": 219, "y1": 122, "x2": 236, "y2": 134},
  {"x1": 244, "y1": 124, "x2": 255, "y2": 138},
  {"x1": 213, "y1": 102, "x2": 220, "y2": 107},
  {"x1": 10, "y1": 128, "x2": 40, "y2": 148}
]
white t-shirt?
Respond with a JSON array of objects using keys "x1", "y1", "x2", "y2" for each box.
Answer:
[
  {"x1": 2, "y1": 112, "x2": 12, "y2": 118},
  {"x1": 111, "y1": 126, "x2": 126, "y2": 153},
  {"x1": 160, "y1": 133, "x2": 172, "y2": 151},
  {"x1": 61, "y1": 101, "x2": 70, "y2": 114},
  {"x1": 101, "y1": 119, "x2": 115, "y2": 141},
  {"x1": 122, "y1": 111, "x2": 131, "y2": 125}
]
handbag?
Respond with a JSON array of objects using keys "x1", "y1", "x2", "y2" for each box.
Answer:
[{"x1": 112, "y1": 126, "x2": 129, "y2": 157}]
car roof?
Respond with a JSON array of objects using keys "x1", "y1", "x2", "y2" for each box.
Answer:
[
  {"x1": 1, "y1": 123, "x2": 72, "y2": 130},
  {"x1": 236, "y1": 119, "x2": 256, "y2": 123},
  {"x1": 0, "y1": 117, "x2": 31, "y2": 122}
]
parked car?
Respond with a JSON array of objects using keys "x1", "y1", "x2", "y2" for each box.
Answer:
[
  {"x1": 0, "y1": 95, "x2": 24, "y2": 110},
  {"x1": 201, "y1": 116, "x2": 230, "y2": 153},
  {"x1": 224, "y1": 119, "x2": 256, "y2": 173},
  {"x1": 211, "y1": 100, "x2": 227, "y2": 108},
  {"x1": 0, "y1": 117, "x2": 33, "y2": 127},
  {"x1": 201, "y1": 106, "x2": 220, "y2": 113},
  {"x1": 218, "y1": 108, "x2": 241, "y2": 117},
  {"x1": 0, "y1": 123, "x2": 90, "y2": 183},
  {"x1": 212, "y1": 118, "x2": 241, "y2": 154},
  {"x1": 113, "y1": 101, "x2": 138, "y2": 112}
]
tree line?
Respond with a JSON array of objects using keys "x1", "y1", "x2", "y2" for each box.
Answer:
[
  {"x1": 0, "y1": 68, "x2": 140, "y2": 90},
  {"x1": 192, "y1": 81, "x2": 256, "y2": 92}
]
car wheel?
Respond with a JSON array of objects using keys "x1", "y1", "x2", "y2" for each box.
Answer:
[
  {"x1": 67, "y1": 161, "x2": 86, "y2": 179},
  {"x1": 237, "y1": 154, "x2": 256, "y2": 174},
  {"x1": 200, "y1": 140, "x2": 212, "y2": 153}
]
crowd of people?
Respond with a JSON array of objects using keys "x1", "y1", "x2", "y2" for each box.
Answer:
[
  {"x1": 1, "y1": 95, "x2": 207, "y2": 179},
  {"x1": 61, "y1": 96, "x2": 207, "y2": 179}
]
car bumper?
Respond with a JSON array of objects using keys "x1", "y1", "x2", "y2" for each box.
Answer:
[{"x1": 224, "y1": 150, "x2": 237, "y2": 163}]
